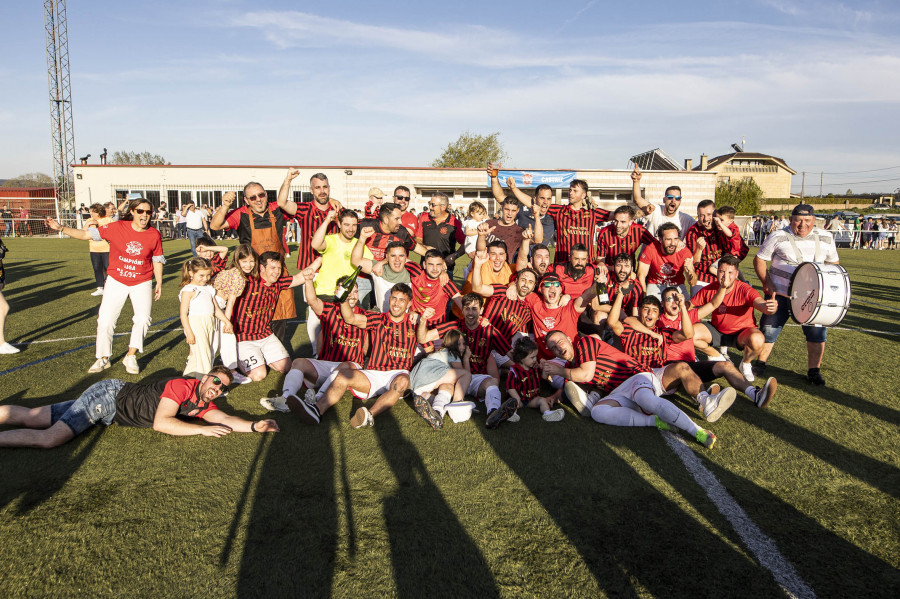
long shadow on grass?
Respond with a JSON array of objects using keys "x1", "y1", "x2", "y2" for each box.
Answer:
[
  {"x1": 476, "y1": 415, "x2": 787, "y2": 596},
  {"x1": 16, "y1": 307, "x2": 99, "y2": 343},
  {"x1": 235, "y1": 414, "x2": 338, "y2": 597},
  {"x1": 702, "y1": 458, "x2": 900, "y2": 597},
  {"x1": 374, "y1": 412, "x2": 500, "y2": 597}
]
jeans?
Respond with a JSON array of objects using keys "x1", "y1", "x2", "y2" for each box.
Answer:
[
  {"x1": 759, "y1": 295, "x2": 827, "y2": 344},
  {"x1": 187, "y1": 227, "x2": 204, "y2": 256},
  {"x1": 50, "y1": 379, "x2": 125, "y2": 435},
  {"x1": 90, "y1": 252, "x2": 109, "y2": 288}
]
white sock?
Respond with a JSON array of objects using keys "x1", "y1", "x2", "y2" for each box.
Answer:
[
  {"x1": 432, "y1": 390, "x2": 452, "y2": 416},
  {"x1": 633, "y1": 387, "x2": 701, "y2": 436},
  {"x1": 282, "y1": 369, "x2": 304, "y2": 398},
  {"x1": 591, "y1": 404, "x2": 656, "y2": 426},
  {"x1": 745, "y1": 386, "x2": 757, "y2": 400},
  {"x1": 485, "y1": 386, "x2": 502, "y2": 413}
]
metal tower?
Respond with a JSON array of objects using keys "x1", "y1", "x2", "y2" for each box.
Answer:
[{"x1": 43, "y1": 0, "x2": 75, "y2": 213}]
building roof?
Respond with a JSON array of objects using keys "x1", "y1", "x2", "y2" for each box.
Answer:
[
  {"x1": 629, "y1": 148, "x2": 682, "y2": 171},
  {"x1": 697, "y1": 152, "x2": 796, "y2": 175}
]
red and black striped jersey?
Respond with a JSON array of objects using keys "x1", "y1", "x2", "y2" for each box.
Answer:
[
  {"x1": 483, "y1": 284, "x2": 532, "y2": 343},
  {"x1": 364, "y1": 312, "x2": 419, "y2": 371},
  {"x1": 461, "y1": 317, "x2": 511, "y2": 375},
  {"x1": 364, "y1": 200, "x2": 380, "y2": 220},
  {"x1": 546, "y1": 204, "x2": 610, "y2": 264},
  {"x1": 596, "y1": 223, "x2": 655, "y2": 267},
  {"x1": 569, "y1": 335, "x2": 646, "y2": 395},
  {"x1": 319, "y1": 301, "x2": 368, "y2": 364},
  {"x1": 551, "y1": 263, "x2": 596, "y2": 298},
  {"x1": 210, "y1": 253, "x2": 227, "y2": 275},
  {"x1": 619, "y1": 322, "x2": 672, "y2": 370},
  {"x1": 723, "y1": 222, "x2": 749, "y2": 261},
  {"x1": 606, "y1": 280, "x2": 646, "y2": 316},
  {"x1": 360, "y1": 219, "x2": 417, "y2": 261},
  {"x1": 685, "y1": 223, "x2": 727, "y2": 283},
  {"x1": 507, "y1": 363, "x2": 541, "y2": 403},
  {"x1": 233, "y1": 275, "x2": 293, "y2": 342},
  {"x1": 410, "y1": 270, "x2": 460, "y2": 324},
  {"x1": 294, "y1": 201, "x2": 337, "y2": 270}
]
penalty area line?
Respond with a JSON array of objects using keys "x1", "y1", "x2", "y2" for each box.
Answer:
[{"x1": 662, "y1": 431, "x2": 816, "y2": 599}]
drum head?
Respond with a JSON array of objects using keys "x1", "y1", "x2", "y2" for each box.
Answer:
[{"x1": 789, "y1": 262, "x2": 819, "y2": 325}]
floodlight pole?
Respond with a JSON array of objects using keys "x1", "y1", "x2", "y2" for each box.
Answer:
[{"x1": 43, "y1": 0, "x2": 76, "y2": 220}]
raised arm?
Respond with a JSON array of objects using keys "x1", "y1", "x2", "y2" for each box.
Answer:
[
  {"x1": 44, "y1": 217, "x2": 92, "y2": 240},
  {"x1": 488, "y1": 163, "x2": 506, "y2": 203},
  {"x1": 311, "y1": 210, "x2": 336, "y2": 252},
  {"x1": 277, "y1": 168, "x2": 301, "y2": 216},
  {"x1": 303, "y1": 274, "x2": 325, "y2": 316},
  {"x1": 636, "y1": 260, "x2": 650, "y2": 291},
  {"x1": 607, "y1": 287, "x2": 626, "y2": 335},
  {"x1": 631, "y1": 165, "x2": 652, "y2": 214},
  {"x1": 210, "y1": 191, "x2": 235, "y2": 231},
  {"x1": 470, "y1": 250, "x2": 494, "y2": 297},
  {"x1": 351, "y1": 227, "x2": 380, "y2": 274},
  {"x1": 692, "y1": 284, "x2": 726, "y2": 320},
  {"x1": 573, "y1": 268, "x2": 605, "y2": 314},
  {"x1": 504, "y1": 176, "x2": 534, "y2": 206},
  {"x1": 475, "y1": 221, "x2": 495, "y2": 252},
  {"x1": 340, "y1": 296, "x2": 369, "y2": 329},
  {"x1": 673, "y1": 292, "x2": 694, "y2": 342}
]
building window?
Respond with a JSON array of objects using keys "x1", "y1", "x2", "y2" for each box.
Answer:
[
  {"x1": 167, "y1": 190, "x2": 179, "y2": 209},
  {"x1": 180, "y1": 191, "x2": 192, "y2": 208},
  {"x1": 145, "y1": 190, "x2": 160, "y2": 207}
]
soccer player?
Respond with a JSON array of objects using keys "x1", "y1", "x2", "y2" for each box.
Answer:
[
  {"x1": 596, "y1": 205, "x2": 655, "y2": 269},
  {"x1": 359, "y1": 203, "x2": 429, "y2": 261},
  {"x1": 685, "y1": 200, "x2": 728, "y2": 289},
  {"x1": 525, "y1": 271, "x2": 602, "y2": 360},
  {"x1": 637, "y1": 222, "x2": 697, "y2": 299},
  {"x1": 0, "y1": 367, "x2": 278, "y2": 449},
  {"x1": 591, "y1": 253, "x2": 645, "y2": 326},
  {"x1": 630, "y1": 165, "x2": 696, "y2": 239},
  {"x1": 262, "y1": 272, "x2": 369, "y2": 413},
  {"x1": 352, "y1": 229, "x2": 436, "y2": 313},
  {"x1": 689, "y1": 255, "x2": 778, "y2": 382},
  {"x1": 607, "y1": 290, "x2": 737, "y2": 422},
  {"x1": 291, "y1": 283, "x2": 425, "y2": 429},
  {"x1": 456, "y1": 293, "x2": 510, "y2": 423},
  {"x1": 549, "y1": 243, "x2": 596, "y2": 298},
  {"x1": 411, "y1": 250, "x2": 463, "y2": 325},
  {"x1": 463, "y1": 238, "x2": 515, "y2": 295},
  {"x1": 232, "y1": 251, "x2": 307, "y2": 382},
  {"x1": 515, "y1": 237, "x2": 551, "y2": 279},
  {"x1": 470, "y1": 251, "x2": 536, "y2": 345},
  {"x1": 523, "y1": 179, "x2": 610, "y2": 264},
  {"x1": 542, "y1": 331, "x2": 718, "y2": 448}
]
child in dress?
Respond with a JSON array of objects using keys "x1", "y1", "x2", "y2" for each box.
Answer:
[
  {"x1": 488, "y1": 337, "x2": 564, "y2": 428},
  {"x1": 179, "y1": 258, "x2": 233, "y2": 378},
  {"x1": 409, "y1": 328, "x2": 474, "y2": 430},
  {"x1": 211, "y1": 244, "x2": 257, "y2": 384}
]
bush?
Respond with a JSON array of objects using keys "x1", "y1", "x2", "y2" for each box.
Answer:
[{"x1": 715, "y1": 179, "x2": 761, "y2": 215}]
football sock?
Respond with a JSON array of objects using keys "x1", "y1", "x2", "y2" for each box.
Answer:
[
  {"x1": 633, "y1": 387, "x2": 701, "y2": 436},
  {"x1": 745, "y1": 386, "x2": 757, "y2": 401},
  {"x1": 432, "y1": 390, "x2": 452, "y2": 416},
  {"x1": 485, "y1": 386, "x2": 502, "y2": 413},
  {"x1": 282, "y1": 369, "x2": 304, "y2": 398},
  {"x1": 590, "y1": 404, "x2": 656, "y2": 427}
]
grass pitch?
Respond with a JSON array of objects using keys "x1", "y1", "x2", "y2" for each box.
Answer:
[{"x1": 0, "y1": 239, "x2": 898, "y2": 598}]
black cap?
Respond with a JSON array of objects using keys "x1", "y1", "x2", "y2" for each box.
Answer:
[{"x1": 791, "y1": 203, "x2": 815, "y2": 216}]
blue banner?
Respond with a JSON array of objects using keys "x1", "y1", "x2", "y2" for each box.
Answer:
[{"x1": 488, "y1": 170, "x2": 576, "y2": 189}]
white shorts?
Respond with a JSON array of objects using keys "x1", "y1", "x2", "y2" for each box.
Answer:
[
  {"x1": 601, "y1": 372, "x2": 665, "y2": 408},
  {"x1": 651, "y1": 366, "x2": 679, "y2": 395},
  {"x1": 351, "y1": 369, "x2": 409, "y2": 400},
  {"x1": 491, "y1": 350, "x2": 511, "y2": 367},
  {"x1": 237, "y1": 334, "x2": 289, "y2": 374},
  {"x1": 466, "y1": 373, "x2": 495, "y2": 396},
  {"x1": 308, "y1": 359, "x2": 361, "y2": 387}
]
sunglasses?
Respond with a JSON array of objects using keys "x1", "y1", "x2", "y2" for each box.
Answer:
[
  {"x1": 542, "y1": 281, "x2": 561, "y2": 288},
  {"x1": 210, "y1": 376, "x2": 229, "y2": 388},
  {"x1": 133, "y1": 208, "x2": 153, "y2": 215},
  {"x1": 665, "y1": 195, "x2": 682, "y2": 201},
  {"x1": 394, "y1": 195, "x2": 410, "y2": 200},
  {"x1": 246, "y1": 191, "x2": 267, "y2": 201}
]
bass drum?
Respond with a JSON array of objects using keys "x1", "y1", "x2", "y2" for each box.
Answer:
[{"x1": 788, "y1": 262, "x2": 851, "y2": 326}]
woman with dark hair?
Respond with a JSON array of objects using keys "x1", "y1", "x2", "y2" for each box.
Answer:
[
  {"x1": 84, "y1": 203, "x2": 113, "y2": 296},
  {"x1": 45, "y1": 197, "x2": 165, "y2": 375}
]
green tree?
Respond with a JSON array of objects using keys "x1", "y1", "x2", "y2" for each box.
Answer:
[
  {"x1": 109, "y1": 151, "x2": 170, "y2": 165},
  {"x1": 715, "y1": 178, "x2": 762, "y2": 215},
  {"x1": 846, "y1": 189, "x2": 853, "y2": 196},
  {"x1": 2, "y1": 172, "x2": 55, "y2": 187},
  {"x1": 432, "y1": 131, "x2": 507, "y2": 168}
]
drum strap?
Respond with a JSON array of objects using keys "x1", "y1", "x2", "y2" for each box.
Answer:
[{"x1": 784, "y1": 232, "x2": 821, "y2": 265}]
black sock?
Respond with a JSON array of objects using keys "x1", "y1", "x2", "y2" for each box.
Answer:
[{"x1": 808, "y1": 367, "x2": 820, "y2": 375}]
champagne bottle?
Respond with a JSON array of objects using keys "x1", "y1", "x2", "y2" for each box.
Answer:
[
  {"x1": 334, "y1": 265, "x2": 362, "y2": 303},
  {"x1": 596, "y1": 281, "x2": 610, "y2": 304}
]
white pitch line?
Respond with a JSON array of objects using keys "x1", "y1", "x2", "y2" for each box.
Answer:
[{"x1": 662, "y1": 431, "x2": 816, "y2": 599}]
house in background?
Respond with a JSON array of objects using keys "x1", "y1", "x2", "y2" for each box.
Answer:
[{"x1": 694, "y1": 152, "x2": 796, "y2": 199}]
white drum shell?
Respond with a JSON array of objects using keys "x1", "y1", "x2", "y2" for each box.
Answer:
[{"x1": 789, "y1": 262, "x2": 851, "y2": 327}]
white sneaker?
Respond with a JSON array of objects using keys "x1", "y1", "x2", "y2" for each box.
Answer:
[
  {"x1": 542, "y1": 408, "x2": 565, "y2": 422},
  {"x1": 702, "y1": 387, "x2": 736, "y2": 423},
  {"x1": 507, "y1": 411, "x2": 521, "y2": 423},
  {"x1": 706, "y1": 353, "x2": 726, "y2": 362},
  {"x1": 303, "y1": 387, "x2": 318, "y2": 406},
  {"x1": 91, "y1": 287, "x2": 104, "y2": 296},
  {"x1": 231, "y1": 371, "x2": 252, "y2": 385},
  {"x1": 0, "y1": 341, "x2": 20, "y2": 354},
  {"x1": 719, "y1": 346, "x2": 728, "y2": 357},
  {"x1": 88, "y1": 357, "x2": 110, "y2": 373},
  {"x1": 564, "y1": 381, "x2": 591, "y2": 417},
  {"x1": 739, "y1": 361, "x2": 755, "y2": 383},
  {"x1": 260, "y1": 396, "x2": 290, "y2": 413},
  {"x1": 122, "y1": 354, "x2": 140, "y2": 375}
]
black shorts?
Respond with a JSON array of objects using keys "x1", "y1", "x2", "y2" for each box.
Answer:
[
  {"x1": 700, "y1": 322, "x2": 739, "y2": 348},
  {"x1": 686, "y1": 360, "x2": 720, "y2": 383}
]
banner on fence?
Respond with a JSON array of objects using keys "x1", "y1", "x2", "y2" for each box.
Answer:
[{"x1": 488, "y1": 170, "x2": 576, "y2": 189}]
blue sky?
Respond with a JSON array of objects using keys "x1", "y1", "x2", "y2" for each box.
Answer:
[{"x1": 2, "y1": 0, "x2": 899, "y2": 193}]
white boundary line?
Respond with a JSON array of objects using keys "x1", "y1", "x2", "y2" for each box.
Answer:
[{"x1": 662, "y1": 431, "x2": 816, "y2": 599}]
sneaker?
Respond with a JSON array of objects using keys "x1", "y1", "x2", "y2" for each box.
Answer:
[
  {"x1": 350, "y1": 407, "x2": 374, "y2": 429},
  {"x1": 696, "y1": 429, "x2": 717, "y2": 449},
  {"x1": 486, "y1": 398, "x2": 518, "y2": 429},
  {"x1": 719, "y1": 346, "x2": 729, "y2": 357},
  {"x1": 303, "y1": 387, "x2": 318, "y2": 406},
  {"x1": 0, "y1": 342, "x2": 20, "y2": 354},
  {"x1": 91, "y1": 287, "x2": 104, "y2": 296},
  {"x1": 739, "y1": 361, "x2": 755, "y2": 383},
  {"x1": 706, "y1": 353, "x2": 726, "y2": 362},
  {"x1": 231, "y1": 371, "x2": 252, "y2": 385},
  {"x1": 413, "y1": 394, "x2": 443, "y2": 430},
  {"x1": 754, "y1": 377, "x2": 777, "y2": 408},
  {"x1": 122, "y1": 354, "x2": 140, "y2": 375},
  {"x1": 286, "y1": 395, "x2": 321, "y2": 424},
  {"x1": 88, "y1": 357, "x2": 110, "y2": 373},
  {"x1": 507, "y1": 411, "x2": 521, "y2": 423},
  {"x1": 564, "y1": 381, "x2": 591, "y2": 417},
  {"x1": 542, "y1": 408, "x2": 565, "y2": 422},
  {"x1": 706, "y1": 383, "x2": 721, "y2": 397},
  {"x1": 702, "y1": 387, "x2": 736, "y2": 423},
  {"x1": 752, "y1": 360, "x2": 767, "y2": 377},
  {"x1": 807, "y1": 369, "x2": 826, "y2": 387},
  {"x1": 654, "y1": 416, "x2": 671, "y2": 431},
  {"x1": 260, "y1": 396, "x2": 290, "y2": 413}
]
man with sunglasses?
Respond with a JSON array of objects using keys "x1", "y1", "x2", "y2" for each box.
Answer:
[
  {"x1": 525, "y1": 271, "x2": 603, "y2": 360},
  {"x1": 631, "y1": 165, "x2": 696, "y2": 240},
  {"x1": 0, "y1": 366, "x2": 280, "y2": 449},
  {"x1": 392, "y1": 186, "x2": 419, "y2": 236}
]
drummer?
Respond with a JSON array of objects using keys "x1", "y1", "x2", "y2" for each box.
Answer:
[{"x1": 753, "y1": 203, "x2": 840, "y2": 386}]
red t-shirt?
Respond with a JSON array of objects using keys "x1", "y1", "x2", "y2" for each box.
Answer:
[
  {"x1": 400, "y1": 211, "x2": 419, "y2": 236},
  {"x1": 524, "y1": 294, "x2": 580, "y2": 359},
  {"x1": 639, "y1": 240, "x2": 693, "y2": 286},
  {"x1": 690, "y1": 281, "x2": 760, "y2": 335},
  {"x1": 410, "y1": 271, "x2": 460, "y2": 324},
  {"x1": 723, "y1": 222, "x2": 749, "y2": 260},
  {"x1": 659, "y1": 308, "x2": 700, "y2": 363},
  {"x1": 98, "y1": 220, "x2": 163, "y2": 285},
  {"x1": 685, "y1": 223, "x2": 726, "y2": 283},
  {"x1": 552, "y1": 263, "x2": 596, "y2": 298}
]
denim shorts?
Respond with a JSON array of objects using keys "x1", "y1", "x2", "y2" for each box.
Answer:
[
  {"x1": 50, "y1": 379, "x2": 125, "y2": 435},
  {"x1": 759, "y1": 295, "x2": 827, "y2": 344}
]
